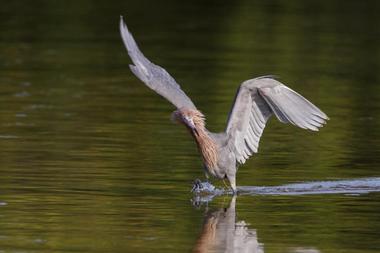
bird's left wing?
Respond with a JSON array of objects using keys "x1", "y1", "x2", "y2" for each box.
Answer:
[
  {"x1": 120, "y1": 17, "x2": 196, "y2": 110},
  {"x1": 226, "y1": 76, "x2": 328, "y2": 165}
]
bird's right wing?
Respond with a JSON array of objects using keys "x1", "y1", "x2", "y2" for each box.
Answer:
[
  {"x1": 226, "y1": 76, "x2": 328, "y2": 165},
  {"x1": 120, "y1": 17, "x2": 196, "y2": 110}
]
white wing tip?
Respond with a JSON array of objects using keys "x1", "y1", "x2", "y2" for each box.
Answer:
[{"x1": 120, "y1": 15, "x2": 125, "y2": 27}]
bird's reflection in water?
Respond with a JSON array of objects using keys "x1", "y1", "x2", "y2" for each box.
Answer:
[
  {"x1": 192, "y1": 196, "x2": 321, "y2": 253},
  {"x1": 192, "y1": 196, "x2": 264, "y2": 253}
]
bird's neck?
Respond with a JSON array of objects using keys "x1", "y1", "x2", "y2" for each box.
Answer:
[{"x1": 191, "y1": 125, "x2": 218, "y2": 169}]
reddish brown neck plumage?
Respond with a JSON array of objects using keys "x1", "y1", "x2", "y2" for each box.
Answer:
[
  {"x1": 172, "y1": 108, "x2": 218, "y2": 169},
  {"x1": 194, "y1": 126, "x2": 218, "y2": 169}
]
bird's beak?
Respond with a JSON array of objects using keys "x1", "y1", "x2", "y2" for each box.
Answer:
[{"x1": 184, "y1": 117, "x2": 198, "y2": 136}]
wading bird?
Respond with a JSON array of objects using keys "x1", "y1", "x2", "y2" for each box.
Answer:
[{"x1": 120, "y1": 17, "x2": 328, "y2": 194}]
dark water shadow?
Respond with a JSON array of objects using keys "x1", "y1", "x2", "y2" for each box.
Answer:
[{"x1": 192, "y1": 196, "x2": 320, "y2": 253}]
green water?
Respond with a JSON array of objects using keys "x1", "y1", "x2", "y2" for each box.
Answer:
[{"x1": 1, "y1": 0, "x2": 380, "y2": 252}]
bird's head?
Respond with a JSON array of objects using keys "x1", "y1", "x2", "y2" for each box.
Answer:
[{"x1": 171, "y1": 108, "x2": 205, "y2": 135}]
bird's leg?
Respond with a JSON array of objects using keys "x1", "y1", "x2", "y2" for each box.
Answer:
[
  {"x1": 226, "y1": 173, "x2": 237, "y2": 195},
  {"x1": 222, "y1": 179, "x2": 229, "y2": 189},
  {"x1": 231, "y1": 183, "x2": 237, "y2": 195}
]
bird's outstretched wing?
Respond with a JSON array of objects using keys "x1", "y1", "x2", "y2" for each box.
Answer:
[
  {"x1": 226, "y1": 76, "x2": 329, "y2": 164},
  {"x1": 120, "y1": 17, "x2": 196, "y2": 110}
]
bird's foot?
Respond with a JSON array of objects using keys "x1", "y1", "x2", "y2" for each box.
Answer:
[{"x1": 191, "y1": 179, "x2": 216, "y2": 194}]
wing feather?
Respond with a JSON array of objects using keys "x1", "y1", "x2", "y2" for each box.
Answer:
[
  {"x1": 226, "y1": 76, "x2": 328, "y2": 165},
  {"x1": 120, "y1": 17, "x2": 196, "y2": 110}
]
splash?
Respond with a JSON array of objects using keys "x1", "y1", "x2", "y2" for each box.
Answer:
[{"x1": 192, "y1": 177, "x2": 380, "y2": 203}]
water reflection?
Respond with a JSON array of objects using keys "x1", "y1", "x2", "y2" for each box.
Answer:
[
  {"x1": 193, "y1": 196, "x2": 264, "y2": 253},
  {"x1": 193, "y1": 196, "x2": 322, "y2": 253}
]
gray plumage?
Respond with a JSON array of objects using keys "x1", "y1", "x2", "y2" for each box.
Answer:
[
  {"x1": 120, "y1": 17, "x2": 196, "y2": 110},
  {"x1": 120, "y1": 17, "x2": 329, "y2": 193},
  {"x1": 225, "y1": 77, "x2": 328, "y2": 165}
]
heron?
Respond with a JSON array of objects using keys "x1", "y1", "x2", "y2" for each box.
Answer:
[{"x1": 119, "y1": 17, "x2": 329, "y2": 194}]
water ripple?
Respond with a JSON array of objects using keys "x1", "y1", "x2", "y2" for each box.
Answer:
[
  {"x1": 239, "y1": 177, "x2": 380, "y2": 196},
  {"x1": 193, "y1": 178, "x2": 380, "y2": 204}
]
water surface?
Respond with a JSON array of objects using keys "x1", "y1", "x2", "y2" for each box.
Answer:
[{"x1": 0, "y1": 1, "x2": 380, "y2": 252}]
